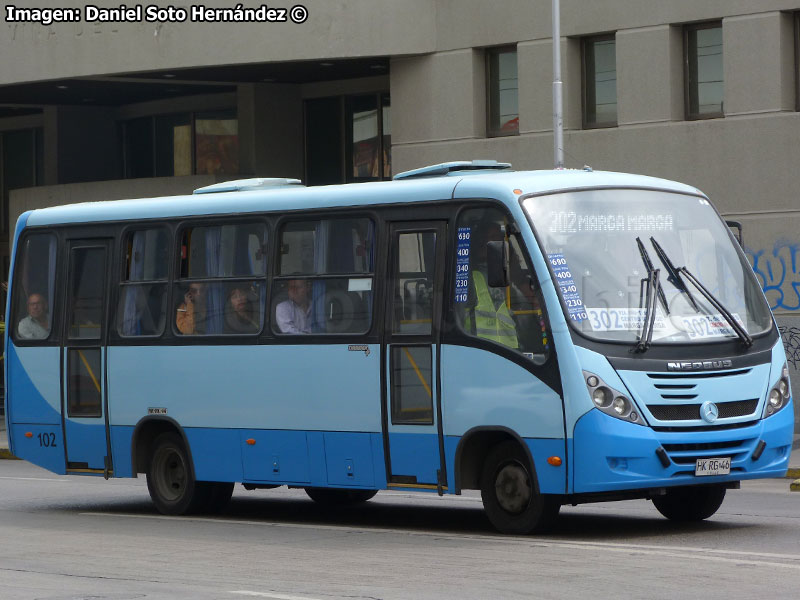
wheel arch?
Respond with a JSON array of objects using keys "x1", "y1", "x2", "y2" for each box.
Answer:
[
  {"x1": 453, "y1": 426, "x2": 540, "y2": 495},
  {"x1": 131, "y1": 416, "x2": 196, "y2": 480}
]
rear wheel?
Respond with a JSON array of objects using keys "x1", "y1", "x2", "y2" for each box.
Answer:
[
  {"x1": 305, "y1": 488, "x2": 378, "y2": 506},
  {"x1": 201, "y1": 482, "x2": 234, "y2": 514},
  {"x1": 480, "y1": 441, "x2": 560, "y2": 534},
  {"x1": 652, "y1": 485, "x2": 726, "y2": 521},
  {"x1": 146, "y1": 432, "x2": 206, "y2": 515}
]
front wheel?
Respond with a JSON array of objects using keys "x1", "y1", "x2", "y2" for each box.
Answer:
[
  {"x1": 480, "y1": 441, "x2": 559, "y2": 534},
  {"x1": 652, "y1": 485, "x2": 726, "y2": 521},
  {"x1": 305, "y1": 488, "x2": 378, "y2": 506}
]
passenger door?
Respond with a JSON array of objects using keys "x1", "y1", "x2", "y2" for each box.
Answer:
[
  {"x1": 382, "y1": 221, "x2": 447, "y2": 491},
  {"x1": 62, "y1": 239, "x2": 113, "y2": 475}
]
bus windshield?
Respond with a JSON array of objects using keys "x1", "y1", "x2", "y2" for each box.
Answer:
[{"x1": 524, "y1": 188, "x2": 773, "y2": 345}]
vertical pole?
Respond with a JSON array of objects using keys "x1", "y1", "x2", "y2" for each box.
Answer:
[{"x1": 552, "y1": 0, "x2": 564, "y2": 169}]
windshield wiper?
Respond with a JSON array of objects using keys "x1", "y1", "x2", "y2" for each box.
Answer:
[
  {"x1": 636, "y1": 237, "x2": 669, "y2": 315},
  {"x1": 633, "y1": 265, "x2": 661, "y2": 353},
  {"x1": 650, "y1": 237, "x2": 753, "y2": 347},
  {"x1": 649, "y1": 236, "x2": 700, "y2": 312}
]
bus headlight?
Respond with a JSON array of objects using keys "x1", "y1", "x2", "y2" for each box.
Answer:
[
  {"x1": 592, "y1": 387, "x2": 612, "y2": 408},
  {"x1": 583, "y1": 371, "x2": 645, "y2": 426},
  {"x1": 763, "y1": 363, "x2": 791, "y2": 418}
]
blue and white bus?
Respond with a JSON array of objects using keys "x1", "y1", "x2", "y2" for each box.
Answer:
[{"x1": 4, "y1": 161, "x2": 793, "y2": 533}]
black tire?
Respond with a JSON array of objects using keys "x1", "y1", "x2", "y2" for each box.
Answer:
[
  {"x1": 652, "y1": 485, "x2": 726, "y2": 521},
  {"x1": 480, "y1": 441, "x2": 560, "y2": 534},
  {"x1": 200, "y1": 481, "x2": 234, "y2": 514},
  {"x1": 146, "y1": 432, "x2": 206, "y2": 515},
  {"x1": 305, "y1": 488, "x2": 378, "y2": 506}
]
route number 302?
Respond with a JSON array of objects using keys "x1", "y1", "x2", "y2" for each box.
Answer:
[{"x1": 37, "y1": 433, "x2": 57, "y2": 448}]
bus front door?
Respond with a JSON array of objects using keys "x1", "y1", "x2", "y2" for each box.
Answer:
[
  {"x1": 61, "y1": 239, "x2": 113, "y2": 476},
  {"x1": 383, "y1": 221, "x2": 447, "y2": 491}
]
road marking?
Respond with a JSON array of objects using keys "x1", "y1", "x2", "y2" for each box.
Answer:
[
  {"x1": 230, "y1": 592, "x2": 323, "y2": 600},
  {"x1": 0, "y1": 476, "x2": 67, "y2": 482},
  {"x1": 82, "y1": 511, "x2": 800, "y2": 568}
]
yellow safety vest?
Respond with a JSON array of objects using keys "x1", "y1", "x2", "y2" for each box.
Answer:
[{"x1": 466, "y1": 271, "x2": 519, "y2": 349}]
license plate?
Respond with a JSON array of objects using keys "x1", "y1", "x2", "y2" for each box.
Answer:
[{"x1": 695, "y1": 457, "x2": 731, "y2": 476}]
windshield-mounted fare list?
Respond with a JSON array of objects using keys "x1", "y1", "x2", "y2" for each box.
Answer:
[{"x1": 548, "y1": 253, "x2": 586, "y2": 322}]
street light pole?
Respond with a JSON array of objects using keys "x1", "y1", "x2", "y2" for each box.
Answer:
[{"x1": 552, "y1": 0, "x2": 564, "y2": 169}]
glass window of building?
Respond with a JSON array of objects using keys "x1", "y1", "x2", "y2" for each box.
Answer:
[
  {"x1": 304, "y1": 93, "x2": 391, "y2": 185},
  {"x1": 1, "y1": 128, "x2": 43, "y2": 235},
  {"x1": 795, "y1": 13, "x2": 800, "y2": 111},
  {"x1": 487, "y1": 47, "x2": 519, "y2": 136},
  {"x1": 583, "y1": 35, "x2": 617, "y2": 127},
  {"x1": 685, "y1": 22, "x2": 724, "y2": 119},
  {"x1": 123, "y1": 109, "x2": 238, "y2": 179},
  {"x1": 195, "y1": 110, "x2": 238, "y2": 175}
]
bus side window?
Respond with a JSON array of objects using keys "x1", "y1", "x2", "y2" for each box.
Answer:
[
  {"x1": 272, "y1": 218, "x2": 374, "y2": 335},
  {"x1": 12, "y1": 233, "x2": 57, "y2": 343},
  {"x1": 117, "y1": 229, "x2": 169, "y2": 337},
  {"x1": 175, "y1": 222, "x2": 268, "y2": 336},
  {"x1": 455, "y1": 208, "x2": 551, "y2": 365}
]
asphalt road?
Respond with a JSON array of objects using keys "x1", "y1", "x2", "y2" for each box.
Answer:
[{"x1": 1, "y1": 460, "x2": 799, "y2": 600}]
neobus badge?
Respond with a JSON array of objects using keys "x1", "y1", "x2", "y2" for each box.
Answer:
[
  {"x1": 348, "y1": 345, "x2": 370, "y2": 356},
  {"x1": 667, "y1": 360, "x2": 733, "y2": 371},
  {"x1": 148, "y1": 407, "x2": 168, "y2": 415}
]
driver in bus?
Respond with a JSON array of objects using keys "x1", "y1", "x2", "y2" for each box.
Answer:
[
  {"x1": 18, "y1": 292, "x2": 50, "y2": 339},
  {"x1": 463, "y1": 223, "x2": 520, "y2": 350}
]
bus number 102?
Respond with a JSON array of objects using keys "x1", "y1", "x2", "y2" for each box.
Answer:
[{"x1": 37, "y1": 433, "x2": 57, "y2": 448}]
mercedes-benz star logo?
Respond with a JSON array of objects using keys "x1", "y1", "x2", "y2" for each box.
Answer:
[{"x1": 700, "y1": 401, "x2": 719, "y2": 423}]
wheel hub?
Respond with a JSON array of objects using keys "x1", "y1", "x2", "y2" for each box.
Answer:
[{"x1": 494, "y1": 462, "x2": 531, "y2": 514}]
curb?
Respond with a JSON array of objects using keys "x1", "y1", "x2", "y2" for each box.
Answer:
[
  {"x1": 0, "y1": 449, "x2": 19, "y2": 460},
  {"x1": 787, "y1": 468, "x2": 800, "y2": 480},
  {"x1": 792, "y1": 479, "x2": 800, "y2": 492}
]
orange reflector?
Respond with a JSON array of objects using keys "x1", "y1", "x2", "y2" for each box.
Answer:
[
  {"x1": 547, "y1": 456, "x2": 562, "y2": 467},
  {"x1": 246, "y1": 438, "x2": 256, "y2": 445},
  {"x1": 513, "y1": 188, "x2": 523, "y2": 195},
  {"x1": 25, "y1": 432, "x2": 33, "y2": 438}
]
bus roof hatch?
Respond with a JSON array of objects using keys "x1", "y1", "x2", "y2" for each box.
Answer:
[
  {"x1": 193, "y1": 178, "x2": 304, "y2": 194},
  {"x1": 392, "y1": 160, "x2": 512, "y2": 181}
]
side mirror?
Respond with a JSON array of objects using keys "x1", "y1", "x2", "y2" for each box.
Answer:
[
  {"x1": 487, "y1": 240, "x2": 509, "y2": 288},
  {"x1": 726, "y1": 220, "x2": 743, "y2": 247}
]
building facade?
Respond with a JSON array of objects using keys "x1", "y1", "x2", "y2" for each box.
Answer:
[{"x1": 2, "y1": 0, "x2": 800, "y2": 428}]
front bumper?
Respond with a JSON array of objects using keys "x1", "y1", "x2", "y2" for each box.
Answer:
[{"x1": 572, "y1": 399, "x2": 794, "y2": 493}]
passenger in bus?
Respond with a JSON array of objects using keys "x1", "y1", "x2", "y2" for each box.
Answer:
[
  {"x1": 176, "y1": 282, "x2": 207, "y2": 335},
  {"x1": 276, "y1": 279, "x2": 311, "y2": 334},
  {"x1": 18, "y1": 292, "x2": 49, "y2": 339},
  {"x1": 225, "y1": 287, "x2": 259, "y2": 333}
]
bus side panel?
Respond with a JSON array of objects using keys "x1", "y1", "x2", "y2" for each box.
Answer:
[
  {"x1": 6, "y1": 344, "x2": 62, "y2": 426},
  {"x1": 107, "y1": 345, "x2": 381, "y2": 432},
  {"x1": 323, "y1": 431, "x2": 377, "y2": 487},
  {"x1": 440, "y1": 345, "x2": 566, "y2": 494},
  {"x1": 525, "y1": 438, "x2": 568, "y2": 494},
  {"x1": 183, "y1": 428, "x2": 245, "y2": 482},
  {"x1": 110, "y1": 425, "x2": 134, "y2": 478},
  {"x1": 9, "y1": 424, "x2": 65, "y2": 474},
  {"x1": 239, "y1": 429, "x2": 309, "y2": 483}
]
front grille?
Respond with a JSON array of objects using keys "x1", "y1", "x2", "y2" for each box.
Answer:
[
  {"x1": 649, "y1": 404, "x2": 700, "y2": 420},
  {"x1": 648, "y1": 399, "x2": 758, "y2": 421},
  {"x1": 718, "y1": 399, "x2": 758, "y2": 418},
  {"x1": 661, "y1": 438, "x2": 754, "y2": 465}
]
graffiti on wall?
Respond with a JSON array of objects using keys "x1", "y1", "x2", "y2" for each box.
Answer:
[
  {"x1": 780, "y1": 326, "x2": 800, "y2": 370},
  {"x1": 745, "y1": 240, "x2": 800, "y2": 312}
]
